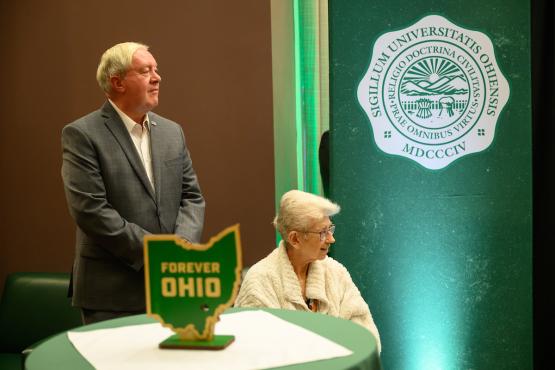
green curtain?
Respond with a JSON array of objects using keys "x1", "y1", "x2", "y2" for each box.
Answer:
[{"x1": 271, "y1": 0, "x2": 328, "y2": 209}]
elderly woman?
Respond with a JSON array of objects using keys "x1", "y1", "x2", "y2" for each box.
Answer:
[{"x1": 235, "y1": 190, "x2": 381, "y2": 351}]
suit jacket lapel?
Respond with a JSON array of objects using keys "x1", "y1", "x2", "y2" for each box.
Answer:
[
  {"x1": 149, "y1": 118, "x2": 163, "y2": 205},
  {"x1": 101, "y1": 102, "x2": 157, "y2": 202}
]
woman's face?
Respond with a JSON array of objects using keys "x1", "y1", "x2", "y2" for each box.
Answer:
[{"x1": 298, "y1": 217, "x2": 336, "y2": 262}]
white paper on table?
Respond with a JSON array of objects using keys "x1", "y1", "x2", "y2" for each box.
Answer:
[{"x1": 67, "y1": 310, "x2": 353, "y2": 370}]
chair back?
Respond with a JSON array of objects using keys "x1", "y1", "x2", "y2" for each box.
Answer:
[{"x1": 0, "y1": 272, "x2": 82, "y2": 352}]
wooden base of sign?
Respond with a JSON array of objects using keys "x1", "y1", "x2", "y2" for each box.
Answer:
[{"x1": 159, "y1": 334, "x2": 235, "y2": 350}]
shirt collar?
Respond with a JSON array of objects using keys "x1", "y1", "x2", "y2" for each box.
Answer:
[{"x1": 108, "y1": 99, "x2": 150, "y2": 133}]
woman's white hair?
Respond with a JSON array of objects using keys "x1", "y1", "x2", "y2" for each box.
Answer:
[
  {"x1": 273, "y1": 189, "x2": 340, "y2": 240},
  {"x1": 96, "y1": 42, "x2": 149, "y2": 94}
]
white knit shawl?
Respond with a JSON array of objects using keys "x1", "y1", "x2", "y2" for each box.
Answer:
[{"x1": 235, "y1": 241, "x2": 381, "y2": 352}]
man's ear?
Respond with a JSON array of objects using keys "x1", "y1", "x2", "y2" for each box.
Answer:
[
  {"x1": 287, "y1": 231, "x2": 302, "y2": 249},
  {"x1": 110, "y1": 75, "x2": 125, "y2": 93}
]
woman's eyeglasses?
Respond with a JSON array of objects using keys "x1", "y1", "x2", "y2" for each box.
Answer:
[{"x1": 304, "y1": 224, "x2": 336, "y2": 241}]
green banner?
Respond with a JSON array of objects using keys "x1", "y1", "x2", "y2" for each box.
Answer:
[{"x1": 329, "y1": 1, "x2": 532, "y2": 369}]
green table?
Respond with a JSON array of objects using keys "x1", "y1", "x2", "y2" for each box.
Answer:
[{"x1": 25, "y1": 308, "x2": 381, "y2": 370}]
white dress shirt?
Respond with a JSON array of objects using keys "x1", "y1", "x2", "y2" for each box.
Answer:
[{"x1": 109, "y1": 100, "x2": 155, "y2": 191}]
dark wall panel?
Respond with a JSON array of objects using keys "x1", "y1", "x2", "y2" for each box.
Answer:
[{"x1": 0, "y1": 0, "x2": 275, "y2": 292}]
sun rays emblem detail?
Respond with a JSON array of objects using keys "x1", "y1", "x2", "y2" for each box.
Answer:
[{"x1": 357, "y1": 15, "x2": 510, "y2": 170}]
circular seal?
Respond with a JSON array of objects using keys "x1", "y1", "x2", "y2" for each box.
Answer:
[{"x1": 357, "y1": 15, "x2": 510, "y2": 169}]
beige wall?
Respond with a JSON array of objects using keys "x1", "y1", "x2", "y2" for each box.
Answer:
[{"x1": 0, "y1": 0, "x2": 275, "y2": 294}]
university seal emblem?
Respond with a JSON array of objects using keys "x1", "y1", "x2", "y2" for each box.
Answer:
[{"x1": 357, "y1": 15, "x2": 509, "y2": 169}]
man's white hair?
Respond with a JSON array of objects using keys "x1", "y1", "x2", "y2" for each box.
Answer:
[
  {"x1": 96, "y1": 42, "x2": 149, "y2": 94},
  {"x1": 273, "y1": 189, "x2": 340, "y2": 240}
]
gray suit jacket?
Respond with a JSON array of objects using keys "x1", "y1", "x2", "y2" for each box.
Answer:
[{"x1": 61, "y1": 102, "x2": 205, "y2": 311}]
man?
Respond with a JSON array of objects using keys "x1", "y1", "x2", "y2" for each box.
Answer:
[{"x1": 61, "y1": 42, "x2": 205, "y2": 324}]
